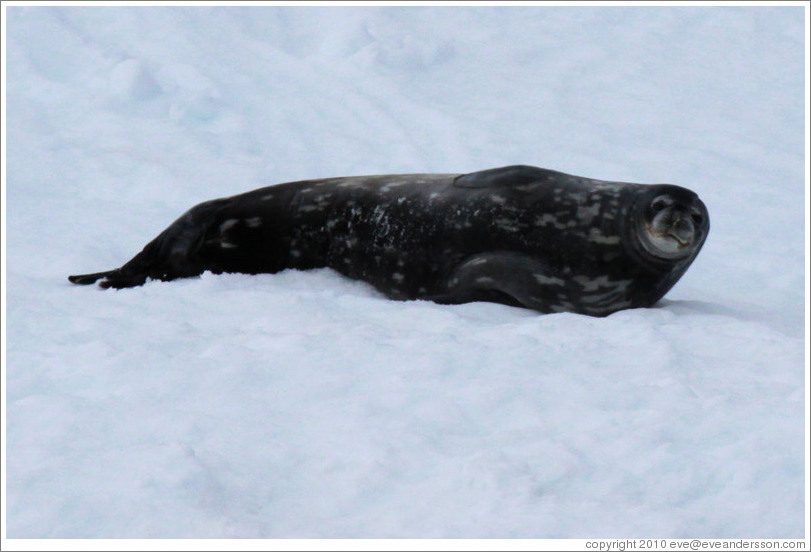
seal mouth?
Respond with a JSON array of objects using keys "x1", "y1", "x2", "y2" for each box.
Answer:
[
  {"x1": 664, "y1": 229, "x2": 691, "y2": 248},
  {"x1": 641, "y1": 220, "x2": 695, "y2": 260},
  {"x1": 645, "y1": 224, "x2": 691, "y2": 243}
]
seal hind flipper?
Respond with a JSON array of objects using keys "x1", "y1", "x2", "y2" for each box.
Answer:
[
  {"x1": 452, "y1": 165, "x2": 564, "y2": 189},
  {"x1": 68, "y1": 267, "x2": 152, "y2": 289},
  {"x1": 68, "y1": 198, "x2": 232, "y2": 288},
  {"x1": 68, "y1": 270, "x2": 118, "y2": 286},
  {"x1": 68, "y1": 268, "x2": 149, "y2": 289}
]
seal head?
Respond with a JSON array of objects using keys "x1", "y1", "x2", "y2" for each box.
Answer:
[{"x1": 627, "y1": 184, "x2": 710, "y2": 267}]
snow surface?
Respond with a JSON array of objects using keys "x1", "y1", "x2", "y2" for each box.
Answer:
[{"x1": 4, "y1": 5, "x2": 807, "y2": 539}]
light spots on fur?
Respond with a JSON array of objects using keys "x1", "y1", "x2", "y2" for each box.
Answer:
[
  {"x1": 576, "y1": 203, "x2": 601, "y2": 223},
  {"x1": 573, "y1": 275, "x2": 632, "y2": 293},
  {"x1": 494, "y1": 218, "x2": 520, "y2": 232},
  {"x1": 535, "y1": 214, "x2": 571, "y2": 230},
  {"x1": 588, "y1": 228, "x2": 621, "y2": 245},
  {"x1": 515, "y1": 184, "x2": 540, "y2": 192},
  {"x1": 534, "y1": 273, "x2": 566, "y2": 286},
  {"x1": 219, "y1": 219, "x2": 238, "y2": 232},
  {"x1": 380, "y1": 181, "x2": 409, "y2": 193},
  {"x1": 339, "y1": 180, "x2": 363, "y2": 188}
]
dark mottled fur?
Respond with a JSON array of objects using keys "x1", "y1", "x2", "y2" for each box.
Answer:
[{"x1": 69, "y1": 165, "x2": 709, "y2": 316}]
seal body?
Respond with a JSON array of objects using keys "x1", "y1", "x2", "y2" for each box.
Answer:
[{"x1": 69, "y1": 165, "x2": 710, "y2": 316}]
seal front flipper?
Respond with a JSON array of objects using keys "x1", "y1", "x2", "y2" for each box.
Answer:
[
  {"x1": 421, "y1": 288, "x2": 525, "y2": 309},
  {"x1": 68, "y1": 198, "x2": 232, "y2": 289},
  {"x1": 432, "y1": 251, "x2": 566, "y2": 313},
  {"x1": 452, "y1": 165, "x2": 566, "y2": 189}
]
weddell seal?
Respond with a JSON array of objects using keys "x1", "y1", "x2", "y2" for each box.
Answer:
[{"x1": 68, "y1": 165, "x2": 709, "y2": 316}]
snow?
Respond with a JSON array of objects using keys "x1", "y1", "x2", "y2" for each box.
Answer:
[{"x1": 3, "y1": 4, "x2": 807, "y2": 540}]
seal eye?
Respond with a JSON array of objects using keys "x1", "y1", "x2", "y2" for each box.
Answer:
[
  {"x1": 651, "y1": 198, "x2": 667, "y2": 213},
  {"x1": 691, "y1": 213, "x2": 703, "y2": 225}
]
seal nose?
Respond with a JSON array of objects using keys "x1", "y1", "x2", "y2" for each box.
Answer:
[{"x1": 670, "y1": 216, "x2": 694, "y2": 244}]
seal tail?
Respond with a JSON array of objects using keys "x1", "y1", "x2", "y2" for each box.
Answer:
[{"x1": 68, "y1": 198, "x2": 231, "y2": 289}]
